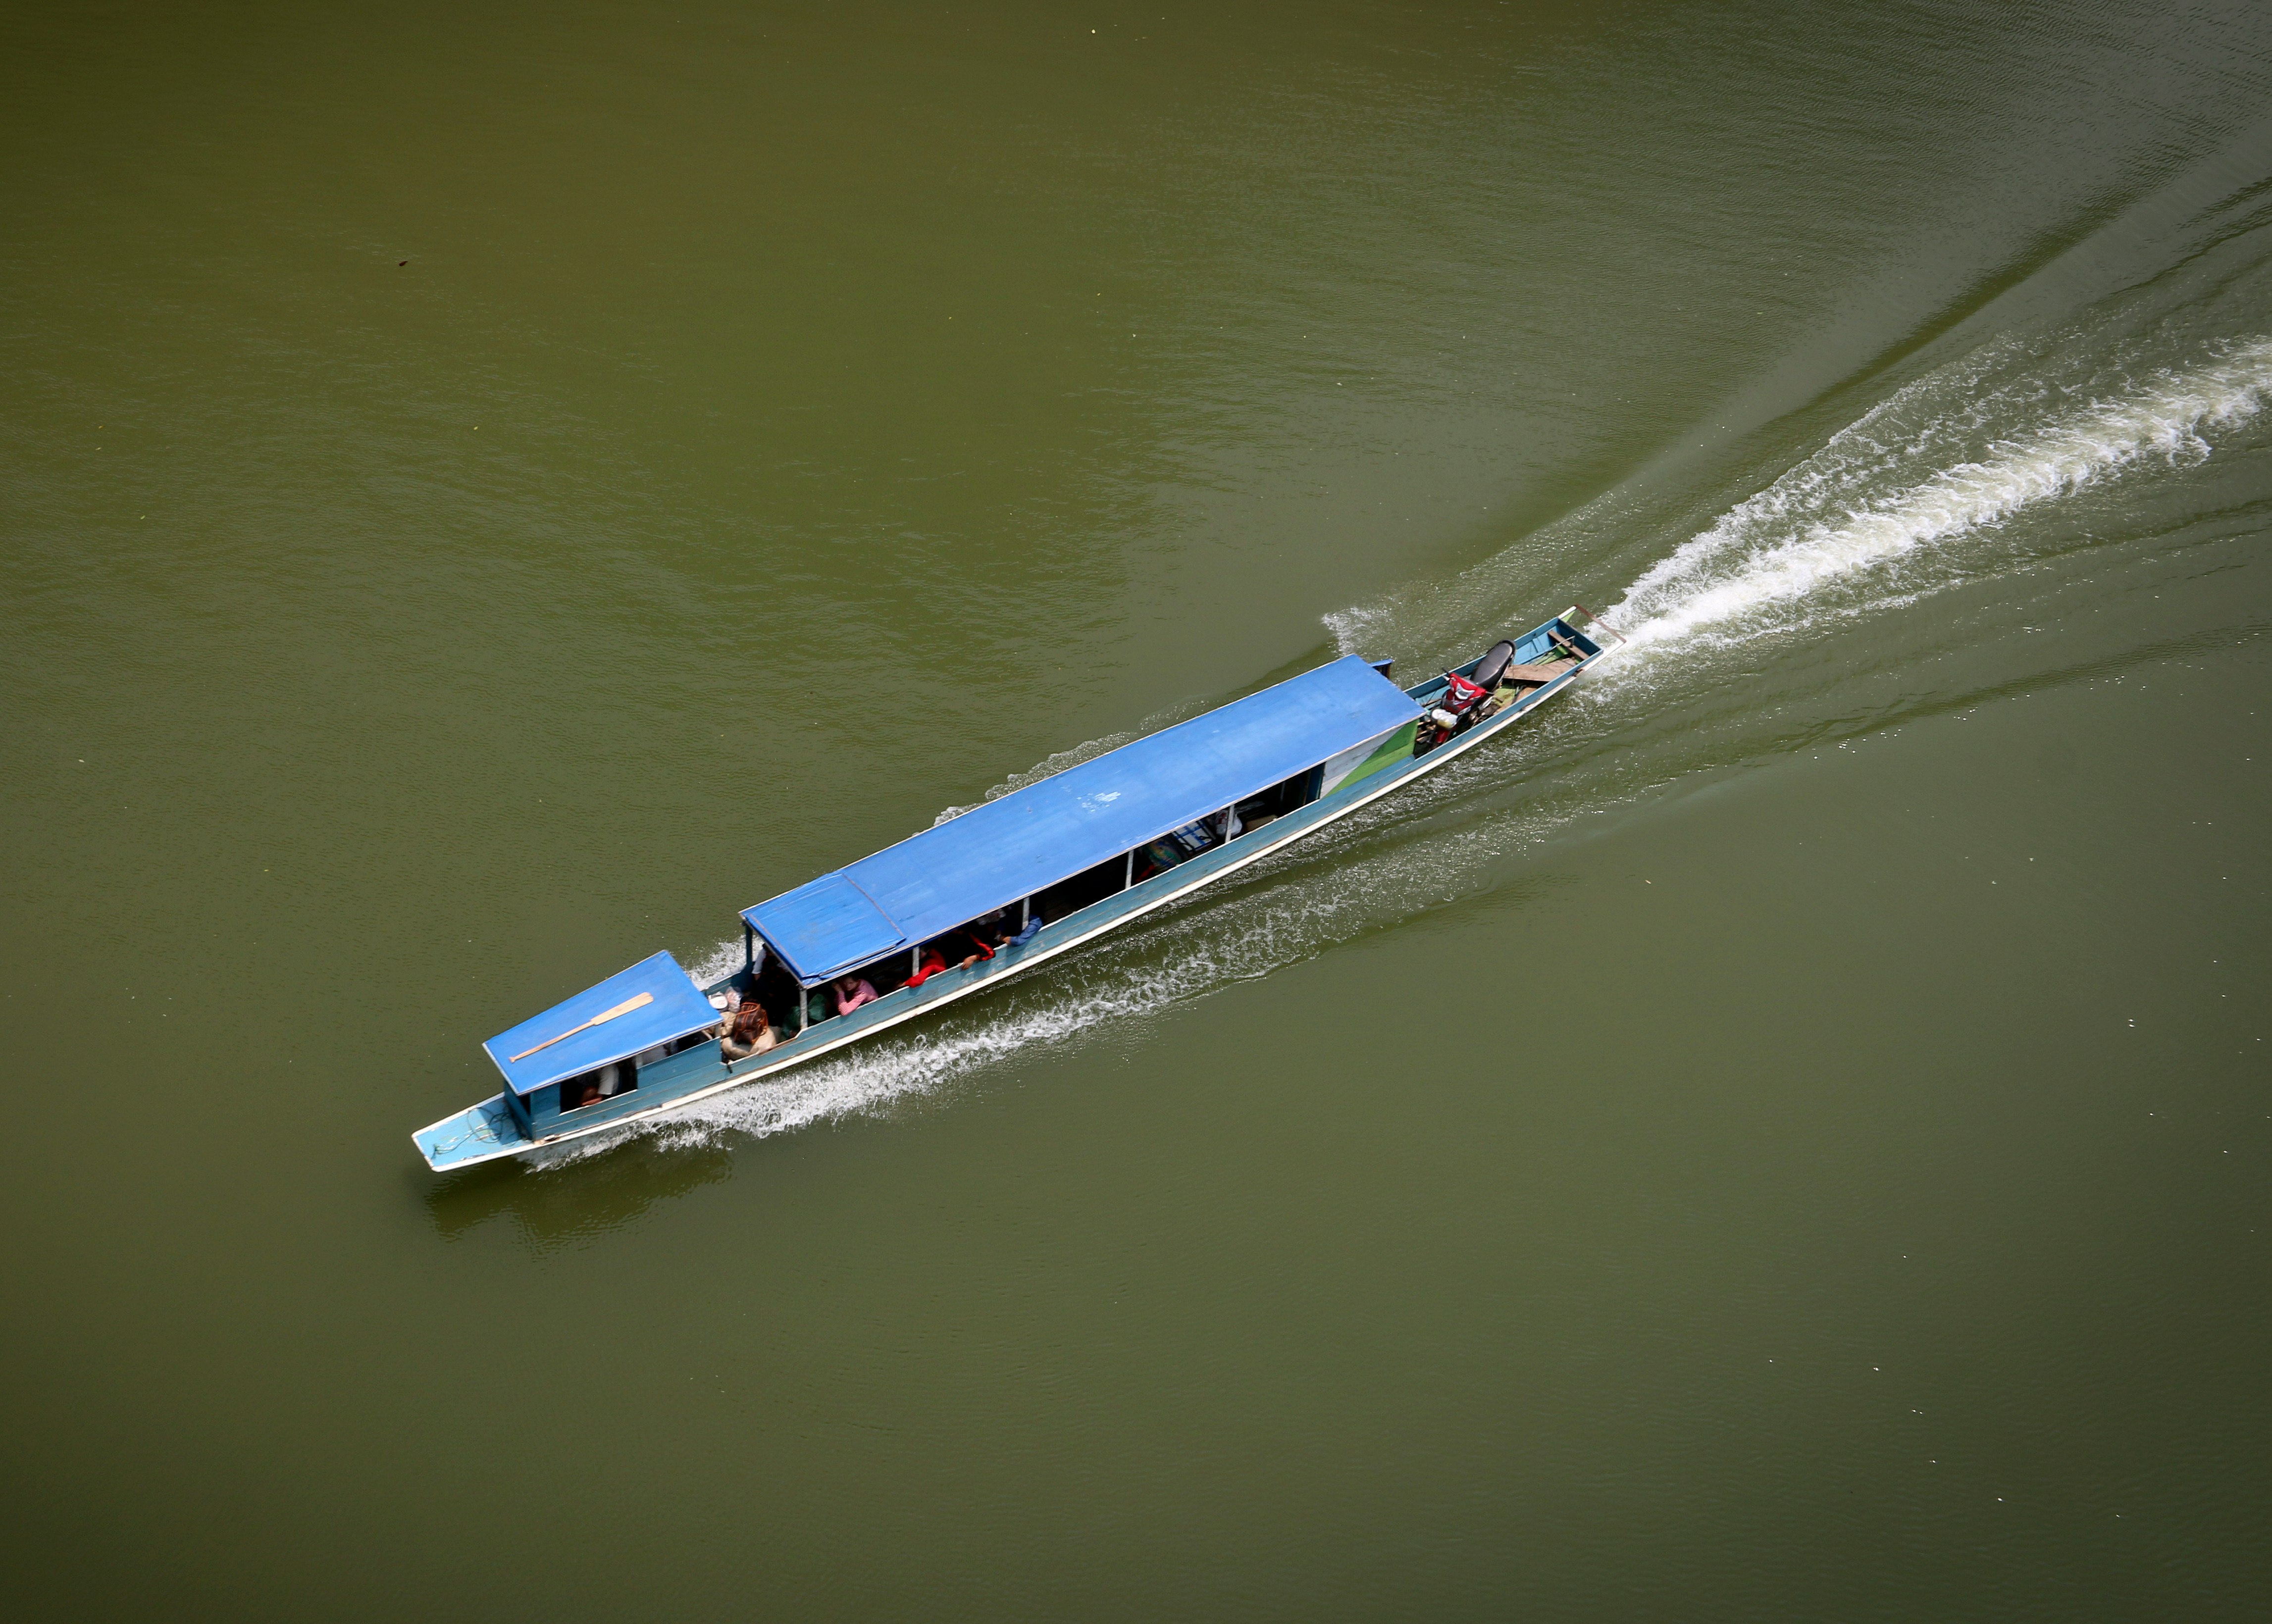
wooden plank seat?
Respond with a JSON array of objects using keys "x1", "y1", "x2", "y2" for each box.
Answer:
[{"x1": 1498, "y1": 661, "x2": 1570, "y2": 686}]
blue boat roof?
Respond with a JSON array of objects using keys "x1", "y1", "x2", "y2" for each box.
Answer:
[
  {"x1": 745, "y1": 656, "x2": 1422, "y2": 984},
  {"x1": 482, "y1": 951, "x2": 716, "y2": 1096}
]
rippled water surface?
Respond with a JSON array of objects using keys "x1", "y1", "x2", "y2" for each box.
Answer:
[{"x1": 5, "y1": 2, "x2": 2270, "y2": 1618}]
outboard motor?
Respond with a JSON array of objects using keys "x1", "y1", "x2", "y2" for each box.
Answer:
[
  {"x1": 1416, "y1": 640, "x2": 1518, "y2": 753},
  {"x1": 1470, "y1": 640, "x2": 1517, "y2": 691}
]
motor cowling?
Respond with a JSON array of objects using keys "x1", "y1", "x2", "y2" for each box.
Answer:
[
  {"x1": 1470, "y1": 640, "x2": 1518, "y2": 692},
  {"x1": 1441, "y1": 672, "x2": 1492, "y2": 713},
  {"x1": 1418, "y1": 670, "x2": 1495, "y2": 753}
]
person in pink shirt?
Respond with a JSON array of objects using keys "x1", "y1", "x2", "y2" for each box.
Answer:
[{"x1": 833, "y1": 973, "x2": 879, "y2": 1014}]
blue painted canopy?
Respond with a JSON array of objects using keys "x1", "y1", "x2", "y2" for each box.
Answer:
[
  {"x1": 751, "y1": 872, "x2": 908, "y2": 970},
  {"x1": 745, "y1": 656, "x2": 1421, "y2": 984},
  {"x1": 482, "y1": 951, "x2": 716, "y2": 1096}
]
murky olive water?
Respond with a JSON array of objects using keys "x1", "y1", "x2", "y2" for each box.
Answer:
[{"x1": 5, "y1": 2, "x2": 2270, "y2": 1618}]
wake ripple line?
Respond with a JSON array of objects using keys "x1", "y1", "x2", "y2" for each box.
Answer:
[{"x1": 1607, "y1": 335, "x2": 2272, "y2": 649}]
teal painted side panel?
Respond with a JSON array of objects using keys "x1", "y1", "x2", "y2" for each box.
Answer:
[{"x1": 524, "y1": 1039, "x2": 719, "y2": 1136}]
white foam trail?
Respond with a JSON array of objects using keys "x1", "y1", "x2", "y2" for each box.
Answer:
[
  {"x1": 686, "y1": 935, "x2": 749, "y2": 989},
  {"x1": 1606, "y1": 336, "x2": 2272, "y2": 651},
  {"x1": 1327, "y1": 333, "x2": 2272, "y2": 673}
]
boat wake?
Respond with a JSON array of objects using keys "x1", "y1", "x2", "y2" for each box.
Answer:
[
  {"x1": 1329, "y1": 330, "x2": 2272, "y2": 674},
  {"x1": 534, "y1": 328, "x2": 2272, "y2": 1169},
  {"x1": 1602, "y1": 334, "x2": 2272, "y2": 658}
]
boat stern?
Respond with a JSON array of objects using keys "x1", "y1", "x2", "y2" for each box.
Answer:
[{"x1": 414, "y1": 1093, "x2": 534, "y2": 1172}]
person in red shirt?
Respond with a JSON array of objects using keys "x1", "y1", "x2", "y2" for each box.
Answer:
[{"x1": 906, "y1": 927, "x2": 993, "y2": 988}]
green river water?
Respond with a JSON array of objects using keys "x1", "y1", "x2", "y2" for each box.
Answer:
[{"x1": 5, "y1": 2, "x2": 2270, "y2": 1617}]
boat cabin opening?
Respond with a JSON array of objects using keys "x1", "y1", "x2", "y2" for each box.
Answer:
[
  {"x1": 1233, "y1": 763, "x2": 1323, "y2": 834},
  {"x1": 555, "y1": 1022, "x2": 717, "y2": 1110},
  {"x1": 560, "y1": 1058, "x2": 635, "y2": 1111},
  {"x1": 1039, "y1": 853, "x2": 1130, "y2": 920}
]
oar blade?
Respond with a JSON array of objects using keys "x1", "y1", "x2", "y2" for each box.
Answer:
[{"x1": 507, "y1": 990, "x2": 657, "y2": 1062}]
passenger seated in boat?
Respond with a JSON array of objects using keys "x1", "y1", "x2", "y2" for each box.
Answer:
[
  {"x1": 906, "y1": 944, "x2": 948, "y2": 988},
  {"x1": 970, "y1": 912, "x2": 1011, "y2": 952},
  {"x1": 833, "y1": 973, "x2": 878, "y2": 1014},
  {"x1": 1009, "y1": 903, "x2": 1043, "y2": 946},
  {"x1": 906, "y1": 926, "x2": 994, "y2": 987},
  {"x1": 719, "y1": 994, "x2": 778, "y2": 1062},
  {"x1": 561, "y1": 1065, "x2": 629, "y2": 1110},
  {"x1": 1131, "y1": 837, "x2": 1187, "y2": 883}
]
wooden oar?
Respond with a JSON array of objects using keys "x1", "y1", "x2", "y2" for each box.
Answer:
[{"x1": 508, "y1": 991, "x2": 654, "y2": 1062}]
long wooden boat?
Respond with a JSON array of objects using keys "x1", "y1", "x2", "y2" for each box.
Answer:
[{"x1": 413, "y1": 607, "x2": 1622, "y2": 1171}]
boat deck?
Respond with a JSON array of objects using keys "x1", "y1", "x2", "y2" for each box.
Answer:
[{"x1": 416, "y1": 1093, "x2": 532, "y2": 1170}]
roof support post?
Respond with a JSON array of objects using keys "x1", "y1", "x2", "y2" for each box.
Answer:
[
  {"x1": 1123, "y1": 850, "x2": 1134, "y2": 891},
  {"x1": 743, "y1": 923, "x2": 755, "y2": 974}
]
